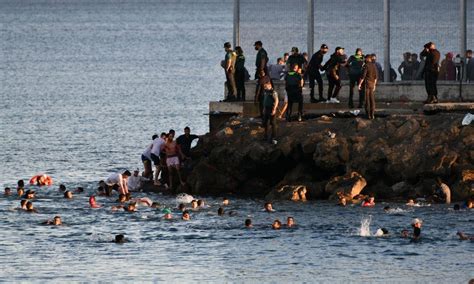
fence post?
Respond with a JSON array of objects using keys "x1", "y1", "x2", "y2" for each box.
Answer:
[
  {"x1": 383, "y1": 0, "x2": 391, "y2": 83},
  {"x1": 460, "y1": 0, "x2": 467, "y2": 80},
  {"x1": 233, "y1": 0, "x2": 240, "y2": 47},
  {"x1": 307, "y1": 0, "x2": 314, "y2": 55}
]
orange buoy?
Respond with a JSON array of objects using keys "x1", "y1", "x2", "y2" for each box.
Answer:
[{"x1": 29, "y1": 174, "x2": 53, "y2": 186}]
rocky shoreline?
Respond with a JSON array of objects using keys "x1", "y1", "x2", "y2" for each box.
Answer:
[{"x1": 182, "y1": 113, "x2": 473, "y2": 202}]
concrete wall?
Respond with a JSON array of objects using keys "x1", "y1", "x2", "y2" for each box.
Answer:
[{"x1": 225, "y1": 81, "x2": 474, "y2": 102}]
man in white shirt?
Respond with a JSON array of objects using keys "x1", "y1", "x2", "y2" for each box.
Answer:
[
  {"x1": 127, "y1": 169, "x2": 147, "y2": 192},
  {"x1": 150, "y1": 132, "x2": 167, "y2": 185},
  {"x1": 105, "y1": 170, "x2": 131, "y2": 195},
  {"x1": 141, "y1": 135, "x2": 156, "y2": 179}
]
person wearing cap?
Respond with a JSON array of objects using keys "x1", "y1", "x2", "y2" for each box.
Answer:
[
  {"x1": 420, "y1": 42, "x2": 440, "y2": 104},
  {"x1": 286, "y1": 47, "x2": 307, "y2": 75},
  {"x1": 347, "y1": 48, "x2": 365, "y2": 108},
  {"x1": 438, "y1": 52, "x2": 456, "y2": 81},
  {"x1": 254, "y1": 41, "x2": 268, "y2": 79},
  {"x1": 285, "y1": 63, "x2": 304, "y2": 122},
  {"x1": 323, "y1": 47, "x2": 347, "y2": 103},
  {"x1": 127, "y1": 168, "x2": 147, "y2": 192},
  {"x1": 358, "y1": 54, "x2": 378, "y2": 120},
  {"x1": 307, "y1": 44, "x2": 329, "y2": 103},
  {"x1": 411, "y1": 218, "x2": 422, "y2": 240},
  {"x1": 223, "y1": 42, "x2": 237, "y2": 102},
  {"x1": 162, "y1": 208, "x2": 173, "y2": 219},
  {"x1": 105, "y1": 170, "x2": 131, "y2": 195}
]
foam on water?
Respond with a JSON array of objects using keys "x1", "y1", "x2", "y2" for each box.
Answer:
[{"x1": 359, "y1": 215, "x2": 372, "y2": 237}]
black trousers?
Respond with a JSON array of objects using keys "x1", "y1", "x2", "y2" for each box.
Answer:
[
  {"x1": 286, "y1": 90, "x2": 303, "y2": 119},
  {"x1": 308, "y1": 72, "x2": 323, "y2": 98},
  {"x1": 364, "y1": 83, "x2": 376, "y2": 118},
  {"x1": 349, "y1": 74, "x2": 364, "y2": 107},
  {"x1": 262, "y1": 107, "x2": 277, "y2": 140},
  {"x1": 226, "y1": 71, "x2": 237, "y2": 99},
  {"x1": 235, "y1": 70, "x2": 246, "y2": 100},
  {"x1": 424, "y1": 70, "x2": 438, "y2": 100},
  {"x1": 327, "y1": 74, "x2": 342, "y2": 100}
]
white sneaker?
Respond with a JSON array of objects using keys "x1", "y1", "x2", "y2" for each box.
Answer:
[{"x1": 332, "y1": 98, "x2": 340, "y2": 103}]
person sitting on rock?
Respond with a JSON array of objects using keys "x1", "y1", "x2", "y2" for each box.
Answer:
[
  {"x1": 263, "y1": 202, "x2": 275, "y2": 212},
  {"x1": 362, "y1": 195, "x2": 375, "y2": 207}
]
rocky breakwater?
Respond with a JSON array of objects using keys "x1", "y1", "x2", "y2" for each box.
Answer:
[{"x1": 186, "y1": 113, "x2": 474, "y2": 202}]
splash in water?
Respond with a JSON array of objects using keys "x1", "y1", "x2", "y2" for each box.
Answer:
[
  {"x1": 176, "y1": 193, "x2": 194, "y2": 204},
  {"x1": 359, "y1": 216, "x2": 372, "y2": 237}
]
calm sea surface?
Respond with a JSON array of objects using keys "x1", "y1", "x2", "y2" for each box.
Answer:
[{"x1": 0, "y1": 0, "x2": 473, "y2": 282}]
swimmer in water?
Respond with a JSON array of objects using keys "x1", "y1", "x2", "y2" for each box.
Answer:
[
  {"x1": 272, "y1": 219, "x2": 282, "y2": 230},
  {"x1": 374, "y1": 228, "x2": 389, "y2": 237},
  {"x1": 20, "y1": 200, "x2": 28, "y2": 210},
  {"x1": 465, "y1": 199, "x2": 473, "y2": 209},
  {"x1": 338, "y1": 197, "x2": 347, "y2": 207},
  {"x1": 17, "y1": 187, "x2": 24, "y2": 197},
  {"x1": 453, "y1": 204, "x2": 460, "y2": 211},
  {"x1": 4, "y1": 187, "x2": 11, "y2": 196},
  {"x1": 362, "y1": 195, "x2": 375, "y2": 207},
  {"x1": 264, "y1": 202, "x2": 275, "y2": 212},
  {"x1": 117, "y1": 194, "x2": 127, "y2": 203},
  {"x1": 406, "y1": 199, "x2": 416, "y2": 206},
  {"x1": 411, "y1": 218, "x2": 422, "y2": 240},
  {"x1": 401, "y1": 229, "x2": 410, "y2": 238},
  {"x1": 124, "y1": 202, "x2": 137, "y2": 212},
  {"x1": 17, "y1": 179, "x2": 25, "y2": 190},
  {"x1": 217, "y1": 207, "x2": 225, "y2": 216},
  {"x1": 383, "y1": 206, "x2": 390, "y2": 212},
  {"x1": 457, "y1": 231, "x2": 474, "y2": 241},
  {"x1": 222, "y1": 198, "x2": 229, "y2": 206},
  {"x1": 178, "y1": 203, "x2": 186, "y2": 212},
  {"x1": 24, "y1": 190, "x2": 36, "y2": 199},
  {"x1": 26, "y1": 201, "x2": 38, "y2": 213},
  {"x1": 75, "y1": 187, "x2": 84, "y2": 193},
  {"x1": 182, "y1": 210, "x2": 191, "y2": 221},
  {"x1": 89, "y1": 196, "x2": 101, "y2": 208},
  {"x1": 191, "y1": 200, "x2": 198, "y2": 209},
  {"x1": 162, "y1": 208, "x2": 173, "y2": 219},
  {"x1": 245, "y1": 219, "x2": 253, "y2": 228},
  {"x1": 197, "y1": 199, "x2": 205, "y2": 208},
  {"x1": 114, "y1": 234, "x2": 126, "y2": 244},
  {"x1": 44, "y1": 216, "x2": 62, "y2": 226},
  {"x1": 64, "y1": 191, "x2": 73, "y2": 199},
  {"x1": 286, "y1": 217, "x2": 295, "y2": 228},
  {"x1": 151, "y1": 202, "x2": 160, "y2": 208},
  {"x1": 59, "y1": 184, "x2": 66, "y2": 192}
]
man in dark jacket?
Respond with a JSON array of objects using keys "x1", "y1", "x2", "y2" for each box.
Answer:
[
  {"x1": 323, "y1": 47, "x2": 347, "y2": 103},
  {"x1": 420, "y1": 42, "x2": 441, "y2": 104},
  {"x1": 358, "y1": 54, "x2": 378, "y2": 120},
  {"x1": 347, "y1": 48, "x2": 365, "y2": 108},
  {"x1": 285, "y1": 64, "x2": 304, "y2": 122},
  {"x1": 307, "y1": 44, "x2": 329, "y2": 102},
  {"x1": 254, "y1": 41, "x2": 268, "y2": 79}
]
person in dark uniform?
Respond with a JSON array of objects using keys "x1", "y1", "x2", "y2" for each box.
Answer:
[
  {"x1": 255, "y1": 70, "x2": 272, "y2": 118},
  {"x1": 307, "y1": 44, "x2": 329, "y2": 103},
  {"x1": 347, "y1": 48, "x2": 365, "y2": 108},
  {"x1": 285, "y1": 63, "x2": 304, "y2": 122},
  {"x1": 323, "y1": 47, "x2": 347, "y2": 103},
  {"x1": 234, "y1": 46, "x2": 246, "y2": 101},
  {"x1": 286, "y1": 47, "x2": 307, "y2": 75},
  {"x1": 358, "y1": 54, "x2": 378, "y2": 120},
  {"x1": 420, "y1": 42, "x2": 441, "y2": 104},
  {"x1": 261, "y1": 80, "x2": 279, "y2": 144},
  {"x1": 176, "y1": 127, "x2": 199, "y2": 159},
  {"x1": 254, "y1": 41, "x2": 268, "y2": 79},
  {"x1": 223, "y1": 42, "x2": 237, "y2": 101}
]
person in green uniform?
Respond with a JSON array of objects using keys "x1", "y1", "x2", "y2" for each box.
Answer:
[
  {"x1": 285, "y1": 64, "x2": 304, "y2": 122},
  {"x1": 234, "y1": 46, "x2": 246, "y2": 101},
  {"x1": 223, "y1": 42, "x2": 237, "y2": 101},
  {"x1": 347, "y1": 48, "x2": 365, "y2": 108}
]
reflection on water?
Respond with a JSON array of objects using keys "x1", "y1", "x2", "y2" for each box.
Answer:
[{"x1": 0, "y1": 184, "x2": 473, "y2": 282}]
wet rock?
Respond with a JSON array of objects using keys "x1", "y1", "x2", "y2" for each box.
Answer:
[
  {"x1": 325, "y1": 172, "x2": 367, "y2": 200},
  {"x1": 265, "y1": 185, "x2": 307, "y2": 201}
]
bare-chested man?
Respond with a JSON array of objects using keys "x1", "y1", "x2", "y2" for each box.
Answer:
[{"x1": 163, "y1": 130, "x2": 186, "y2": 189}]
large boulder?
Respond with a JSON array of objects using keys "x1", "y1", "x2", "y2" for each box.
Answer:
[
  {"x1": 325, "y1": 172, "x2": 367, "y2": 200},
  {"x1": 187, "y1": 160, "x2": 238, "y2": 195},
  {"x1": 452, "y1": 169, "x2": 474, "y2": 201}
]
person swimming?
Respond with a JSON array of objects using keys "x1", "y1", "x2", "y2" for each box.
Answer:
[
  {"x1": 89, "y1": 196, "x2": 101, "y2": 208},
  {"x1": 245, "y1": 219, "x2": 253, "y2": 228},
  {"x1": 64, "y1": 191, "x2": 73, "y2": 199},
  {"x1": 4, "y1": 187, "x2": 11, "y2": 196},
  {"x1": 456, "y1": 231, "x2": 474, "y2": 241},
  {"x1": 190, "y1": 200, "x2": 198, "y2": 209},
  {"x1": 17, "y1": 187, "x2": 24, "y2": 197},
  {"x1": 272, "y1": 219, "x2": 282, "y2": 230},
  {"x1": 44, "y1": 216, "x2": 62, "y2": 226},
  {"x1": 197, "y1": 199, "x2": 206, "y2": 208},
  {"x1": 264, "y1": 202, "x2": 275, "y2": 212},
  {"x1": 117, "y1": 194, "x2": 127, "y2": 203},
  {"x1": 20, "y1": 200, "x2": 28, "y2": 210},
  {"x1": 162, "y1": 208, "x2": 172, "y2": 219},
  {"x1": 400, "y1": 229, "x2": 410, "y2": 238},
  {"x1": 25, "y1": 201, "x2": 38, "y2": 213},
  {"x1": 362, "y1": 195, "x2": 375, "y2": 207},
  {"x1": 75, "y1": 187, "x2": 84, "y2": 193},
  {"x1": 222, "y1": 198, "x2": 229, "y2": 206},
  {"x1": 114, "y1": 234, "x2": 126, "y2": 244},
  {"x1": 217, "y1": 207, "x2": 225, "y2": 216},
  {"x1": 406, "y1": 199, "x2": 416, "y2": 206},
  {"x1": 182, "y1": 210, "x2": 191, "y2": 221},
  {"x1": 286, "y1": 217, "x2": 295, "y2": 228},
  {"x1": 124, "y1": 202, "x2": 137, "y2": 212},
  {"x1": 453, "y1": 204, "x2": 460, "y2": 211},
  {"x1": 24, "y1": 190, "x2": 36, "y2": 200},
  {"x1": 59, "y1": 184, "x2": 66, "y2": 192},
  {"x1": 374, "y1": 228, "x2": 389, "y2": 237},
  {"x1": 178, "y1": 203, "x2": 186, "y2": 212},
  {"x1": 412, "y1": 218, "x2": 422, "y2": 240}
]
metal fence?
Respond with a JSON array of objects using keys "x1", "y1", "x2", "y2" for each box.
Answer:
[{"x1": 234, "y1": 0, "x2": 472, "y2": 81}]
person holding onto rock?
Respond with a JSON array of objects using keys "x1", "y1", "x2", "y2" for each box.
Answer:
[
  {"x1": 435, "y1": 178, "x2": 451, "y2": 204},
  {"x1": 358, "y1": 54, "x2": 378, "y2": 120},
  {"x1": 262, "y1": 79, "x2": 279, "y2": 144}
]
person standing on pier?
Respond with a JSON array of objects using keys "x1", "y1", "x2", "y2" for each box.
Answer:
[
  {"x1": 223, "y1": 42, "x2": 237, "y2": 102},
  {"x1": 347, "y1": 48, "x2": 365, "y2": 108},
  {"x1": 323, "y1": 47, "x2": 347, "y2": 103},
  {"x1": 358, "y1": 54, "x2": 378, "y2": 120},
  {"x1": 286, "y1": 47, "x2": 306, "y2": 75},
  {"x1": 254, "y1": 41, "x2": 268, "y2": 79},
  {"x1": 307, "y1": 44, "x2": 329, "y2": 103},
  {"x1": 285, "y1": 63, "x2": 304, "y2": 122},
  {"x1": 262, "y1": 80, "x2": 279, "y2": 144},
  {"x1": 420, "y1": 42, "x2": 440, "y2": 104},
  {"x1": 234, "y1": 46, "x2": 246, "y2": 101}
]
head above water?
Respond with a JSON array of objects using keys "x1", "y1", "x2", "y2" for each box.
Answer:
[
  {"x1": 264, "y1": 202, "x2": 273, "y2": 212},
  {"x1": 245, "y1": 218, "x2": 252, "y2": 227},
  {"x1": 182, "y1": 210, "x2": 190, "y2": 221},
  {"x1": 64, "y1": 191, "x2": 73, "y2": 199},
  {"x1": 17, "y1": 180, "x2": 25, "y2": 188},
  {"x1": 123, "y1": 170, "x2": 131, "y2": 177},
  {"x1": 53, "y1": 216, "x2": 62, "y2": 225},
  {"x1": 217, "y1": 207, "x2": 224, "y2": 216},
  {"x1": 272, "y1": 219, "x2": 281, "y2": 230},
  {"x1": 115, "y1": 234, "x2": 125, "y2": 243}
]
